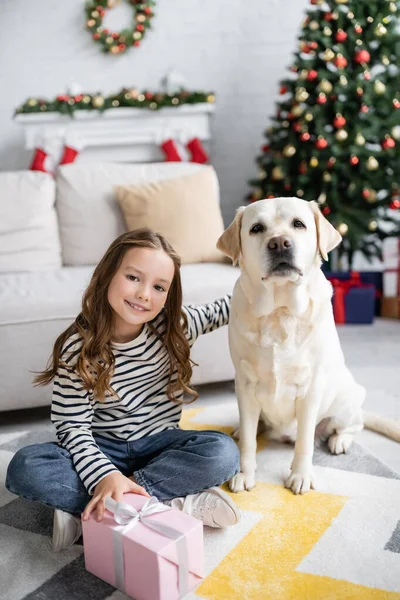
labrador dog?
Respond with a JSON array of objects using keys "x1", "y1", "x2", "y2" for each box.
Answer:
[{"x1": 217, "y1": 197, "x2": 400, "y2": 495}]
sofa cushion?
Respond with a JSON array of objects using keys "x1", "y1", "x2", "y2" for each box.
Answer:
[
  {"x1": 0, "y1": 170, "x2": 62, "y2": 272},
  {"x1": 115, "y1": 167, "x2": 226, "y2": 264},
  {"x1": 56, "y1": 162, "x2": 213, "y2": 266}
]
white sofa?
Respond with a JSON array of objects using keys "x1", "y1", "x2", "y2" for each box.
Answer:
[{"x1": 0, "y1": 162, "x2": 239, "y2": 412}]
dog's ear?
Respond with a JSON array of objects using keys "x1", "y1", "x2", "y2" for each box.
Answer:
[
  {"x1": 217, "y1": 206, "x2": 245, "y2": 266},
  {"x1": 309, "y1": 200, "x2": 342, "y2": 261}
]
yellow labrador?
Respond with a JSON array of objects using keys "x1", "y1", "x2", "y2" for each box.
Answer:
[{"x1": 217, "y1": 197, "x2": 400, "y2": 495}]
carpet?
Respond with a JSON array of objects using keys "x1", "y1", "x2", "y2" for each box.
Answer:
[{"x1": 1, "y1": 400, "x2": 400, "y2": 600}]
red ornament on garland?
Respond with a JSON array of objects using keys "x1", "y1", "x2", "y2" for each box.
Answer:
[
  {"x1": 262, "y1": 144, "x2": 270, "y2": 152},
  {"x1": 382, "y1": 137, "x2": 396, "y2": 150},
  {"x1": 309, "y1": 41, "x2": 318, "y2": 50},
  {"x1": 362, "y1": 189, "x2": 370, "y2": 199},
  {"x1": 394, "y1": 99, "x2": 400, "y2": 109},
  {"x1": 390, "y1": 199, "x2": 400, "y2": 209},
  {"x1": 360, "y1": 104, "x2": 369, "y2": 113},
  {"x1": 333, "y1": 115, "x2": 346, "y2": 128},
  {"x1": 300, "y1": 132, "x2": 311, "y2": 142},
  {"x1": 324, "y1": 12, "x2": 333, "y2": 21},
  {"x1": 280, "y1": 86, "x2": 288, "y2": 94},
  {"x1": 307, "y1": 70, "x2": 318, "y2": 81},
  {"x1": 335, "y1": 30, "x2": 347, "y2": 42},
  {"x1": 316, "y1": 137, "x2": 328, "y2": 149},
  {"x1": 317, "y1": 93, "x2": 327, "y2": 104},
  {"x1": 322, "y1": 206, "x2": 331, "y2": 215},
  {"x1": 354, "y1": 50, "x2": 370, "y2": 64},
  {"x1": 355, "y1": 25, "x2": 363, "y2": 34},
  {"x1": 350, "y1": 155, "x2": 359, "y2": 166}
]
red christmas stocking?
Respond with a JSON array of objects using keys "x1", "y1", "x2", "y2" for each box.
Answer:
[
  {"x1": 29, "y1": 148, "x2": 48, "y2": 172},
  {"x1": 59, "y1": 145, "x2": 79, "y2": 165},
  {"x1": 187, "y1": 137, "x2": 209, "y2": 164},
  {"x1": 161, "y1": 139, "x2": 183, "y2": 162}
]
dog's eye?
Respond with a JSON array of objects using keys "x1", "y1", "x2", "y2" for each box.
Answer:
[
  {"x1": 293, "y1": 219, "x2": 306, "y2": 229},
  {"x1": 250, "y1": 223, "x2": 265, "y2": 234}
]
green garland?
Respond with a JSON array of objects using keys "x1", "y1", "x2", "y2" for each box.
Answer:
[
  {"x1": 85, "y1": 0, "x2": 156, "y2": 54},
  {"x1": 14, "y1": 88, "x2": 216, "y2": 116}
]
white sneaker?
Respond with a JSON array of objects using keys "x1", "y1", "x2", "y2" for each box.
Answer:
[
  {"x1": 52, "y1": 509, "x2": 82, "y2": 552},
  {"x1": 167, "y1": 487, "x2": 240, "y2": 528}
]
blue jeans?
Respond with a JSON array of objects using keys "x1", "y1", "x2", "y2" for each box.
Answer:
[{"x1": 6, "y1": 428, "x2": 240, "y2": 515}]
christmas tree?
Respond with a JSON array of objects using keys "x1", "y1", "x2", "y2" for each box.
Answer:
[{"x1": 249, "y1": 0, "x2": 400, "y2": 267}]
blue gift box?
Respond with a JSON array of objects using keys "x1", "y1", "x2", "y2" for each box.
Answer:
[
  {"x1": 323, "y1": 270, "x2": 382, "y2": 317},
  {"x1": 323, "y1": 271, "x2": 377, "y2": 324}
]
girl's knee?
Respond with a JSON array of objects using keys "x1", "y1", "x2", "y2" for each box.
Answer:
[
  {"x1": 6, "y1": 443, "x2": 58, "y2": 495},
  {"x1": 209, "y1": 433, "x2": 240, "y2": 480}
]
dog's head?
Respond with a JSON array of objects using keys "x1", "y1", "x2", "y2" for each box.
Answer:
[{"x1": 217, "y1": 197, "x2": 341, "y2": 285}]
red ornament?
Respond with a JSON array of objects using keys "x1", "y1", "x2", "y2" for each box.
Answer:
[
  {"x1": 355, "y1": 25, "x2": 363, "y2": 34},
  {"x1": 317, "y1": 93, "x2": 327, "y2": 105},
  {"x1": 144, "y1": 92, "x2": 153, "y2": 100},
  {"x1": 262, "y1": 144, "x2": 270, "y2": 152},
  {"x1": 309, "y1": 42, "x2": 318, "y2": 50},
  {"x1": 333, "y1": 115, "x2": 346, "y2": 128},
  {"x1": 390, "y1": 199, "x2": 400, "y2": 209},
  {"x1": 350, "y1": 155, "x2": 359, "y2": 166},
  {"x1": 119, "y1": 43, "x2": 126, "y2": 51},
  {"x1": 293, "y1": 122, "x2": 302, "y2": 132},
  {"x1": 267, "y1": 194, "x2": 275, "y2": 199},
  {"x1": 74, "y1": 95, "x2": 83, "y2": 102},
  {"x1": 93, "y1": 33, "x2": 100, "y2": 40},
  {"x1": 362, "y1": 189, "x2": 371, "y2": 199},
  {"x1": 280, "y1": 86, "x2": 288, "y2": 94},
  {"x1": 394, "y1": 99, "x2": 400, "y2": 109},
  {"x1": 335, "y1": 30, "x2": 347, "y2": 42},
  {"x1": 137, "y1": 24, "x2": 145, "y2": 32},
  {"x1": 382, "y1": 137, "x2": 396, "y2": 150},
  {"x1": 134, "y1": 40, "x2": 141, "y2": 47},
  {"x1": 354, "y1": 50, "x2": 370, "y2": 64},
  {"x1": 360, "y1": 104, "x2": 369, "y2": 113},
  {"x1": 327, "y1": 157, "x2": 336, "y2": 169},
  {"x1": 316, "y1": 137, "x2": 328, "y2": 149},
  {"x1": 334, "y1": 56, "x2": 348, "y2": 68},
  {"x1": 112, "y1": 32, "x2": 119, "y2": 39},
  {"x1": 324, "y1": 12, "x2": 333, "y2": 21},
  {"x1": 322, "y1": 207, "x2": 331, "y2": 215},
  {"x1": 307, "y1": 70, "x2": 318, "y2": 81},
  {"x1": 364, "y1": 71, "x2": 371, "y2": 80},
  {"x1": 144, "y1": 7, "x2": 152, "y2": 15},
  {"x1": 300, "y1": 132, "x2": 311, "y2": 142}
]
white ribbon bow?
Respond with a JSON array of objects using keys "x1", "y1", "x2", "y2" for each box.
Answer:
[{"x1": 105, "y1": 496, "x2": 189, "y2": 597}]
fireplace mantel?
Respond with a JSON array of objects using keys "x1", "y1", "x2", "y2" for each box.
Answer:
[{"x1": 16, "y1": 104, "x2": 215, "y2": 167}]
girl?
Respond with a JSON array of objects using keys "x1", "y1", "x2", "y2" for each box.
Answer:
[{"x1": 6, "y1": 228, "x2": 240, "y2": 552}]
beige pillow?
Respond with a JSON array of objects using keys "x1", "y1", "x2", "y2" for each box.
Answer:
[{"x1": 115, "y1": 166, "x2": 226, "y2": 264}]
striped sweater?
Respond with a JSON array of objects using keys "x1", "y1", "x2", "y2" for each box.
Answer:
[{"x1": 51, "y1": 296, "x2": 230, "y2": 494}]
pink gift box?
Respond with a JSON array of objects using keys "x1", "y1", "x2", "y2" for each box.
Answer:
[{"x1": 82, "y1": 493, "x2": 204, "y2": 600}]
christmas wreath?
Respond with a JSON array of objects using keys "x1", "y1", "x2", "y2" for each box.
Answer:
[{"x1": 85, "y1": 0, "x2": 156, "y2": 54}]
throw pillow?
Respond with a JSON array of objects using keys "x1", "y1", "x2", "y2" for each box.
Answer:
[{"x1": 115, "y1": 166, "x2": 226, "y2": 264}]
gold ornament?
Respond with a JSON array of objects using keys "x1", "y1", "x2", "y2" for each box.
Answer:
[
  {"x1": 87, "y1": 19, "x2": 96, "y2": 27},
  {"x1": 129, "y1": 88, "x2": 139, "y2": 98},
  {"x1": 253, "y1": 188, "x2": 263, "y2": 200},
  {"x1": 138, "y1": 94, "x2": 145, "y2": 102},
  {"x1": 323, "y1": 171, "x2": 332, "y2": 182},
  {"x1": 336, "y1": 129, "x2": 348, "y2": 141},
  {"x1": 367, "y1": 16, "x2": 373, "y2": 23},
  {"x1": 318, "y1": 193, "x2": 327, "y2": 204},
  {"x1": 82, "y1": 95, "x2": 91, "y2": 103},
  {"x1": 106, "y1": 36, "x2": 113, "y2": 44},
  {"x1": 295, "y1": 88, "x2": 309, "y2": 102},
  {"x1": 310, "y1": 157, "x2": 319, "y2": 168},
  {"x1": 282, "y1": 121, "x2": 290, "y2": 128},
  {"x1": 272, "y1": 166, "x2": 284, "y2": 180},
  {"x1": 133, "y1": 31, "x2": 142, "y2": 40},
  {"x1": 335, "y1": 0, "x2": 348, "y2": 3},
  {"x1": 259, "y1": 169, "x2": 267, "y2": 178},
  {"x1": 304, "y1": 112, "x2": 314, "y2": 122},
  {"x1": 40, "y1": 104, "x2": 47, "y2": 111},
  {"x1": 299, "y1": 69, "x2": 309, "y2": 80},
  {"x1": 136, "y1": 14, "x2": 146, "y2": 22},
  {"x1": 382, "y1": 55, "x2": 390, "y2": 66},
  {"x1": 323, "y1": 27, "x2": 332, "y2": 36},
  {"x1": 337, "y1": 223, "x2": 348, "y2": 235},
  {"x1": 323, "y1": 49, "x2": 335, "y2": 61},
  {"x1": 68, "y1": 98, "x2": 75, "y2": 105},
  {"x1": 339, "y1": 75, "x2": 348, "y2": 86},
  {"x1": 171, "y1": 97, "x2": 180, "y2": 105},
  {"x1": 374, "y1": 80, "x2": 386, "y2": 94},
  {"x1": 27, "y1": 98, "x2": 38, "y2": 107},
  {"x1": 356, "y1": 86, "x2": 364, "y2": 96},
  {"x1": 207, "y1": 94, "x2": 215, "y2": 103},
  {"x1": 111, "y1": 99, "x2": 119, "y2": 106},
  {"x1": 355, "y1": 133, "x2": 366, "y2": 145},
  {"x1": 332, "y1": 11, "x2": 339, "y2": 19},
  {"x1": 283, "y1": 144, "x2": 296, "y2": 157},
  {"x1": 91, "y1": 10, "x2": 99, "y2": 17},
  {"x1": 375, "y1": 23, "x2": 387, "y2": 36},
  {"x1": 149, "y1": 102, "x2": 157, "y2": 110},
  {"x1": 292, "y1": 105, "x2": 303, "y2": 117},
  {"x1": 110, "y1": 46, "x2": 119, "y2": 54},
  {"x1": 356, "y1": 39, "x2": 363, "y2": 46},
  {"x1": 348, "y1": 12, "x2": 355, "y2": 18},
  {"x1": 309, "y1": 20, "x2": 319, "y2": 30},
  {"x1": 389, "y1": 2, "x2": 397, "y2": 12},
  {"x1": 368, "y1": 220, "x2": 378, "y2": 231},
  {"x1": 391, "y1": 125, "x2": 400, "y2": 140},
  {"x1": 92, "y1": 95, "x2": 104, "y2": 108},
  {"x1": 319, "y1": 79, "x2": 333, "y2": 93},
  {"x1": 297, "y1": 189, "x2": 304, "y2": 197},
  {"x1": 366, "y1": 156, "x2": 379, "y2": 170},
  {"x1": 366, "y1": 189, "x2": 377, "y2": 203}
]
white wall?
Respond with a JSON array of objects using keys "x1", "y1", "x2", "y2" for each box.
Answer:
[{"x1": 0, "y1": 0, "x2": 309, "y2": 224}]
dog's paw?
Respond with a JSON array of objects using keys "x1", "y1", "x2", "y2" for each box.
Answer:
[
  {"x1": 285, "y1": 470, "x2": 315, "y2": 495},
  {"x1": 229, "y1": 472, "x2": 256, "y2": 493},
  {"x1": 328, "y1": 432, "x2": 353, "y2": 455}
]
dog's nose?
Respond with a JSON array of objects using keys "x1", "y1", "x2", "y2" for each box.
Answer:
[{"x1": 267, "y1": 236, "x2": 292, "y2": 252}]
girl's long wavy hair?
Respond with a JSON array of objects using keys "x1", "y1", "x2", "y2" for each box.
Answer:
[{"x1": 34, "y1": 228, "x2": 198, "y2": 403}]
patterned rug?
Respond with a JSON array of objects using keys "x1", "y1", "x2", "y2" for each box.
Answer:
[{"x1": 1, "y1": 400, "x2": 400, "y2": 600}]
